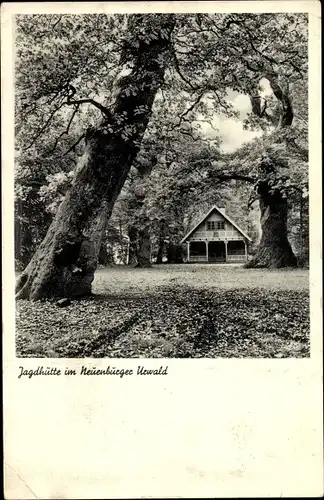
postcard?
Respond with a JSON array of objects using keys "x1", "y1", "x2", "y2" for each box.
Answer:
[{"x1": 2, "y1": 1, "x2": 322, "y2": 498}]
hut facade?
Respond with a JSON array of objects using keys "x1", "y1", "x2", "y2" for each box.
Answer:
[{"x1": 181, "y1": 205, "x2": 252, "y2": 263}]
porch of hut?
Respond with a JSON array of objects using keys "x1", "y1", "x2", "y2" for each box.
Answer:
[{"x1": 186, "y1": 239, "x2": 247, "y2": 263}]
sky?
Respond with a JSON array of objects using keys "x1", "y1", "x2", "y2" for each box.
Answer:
[{"x1": 199, "y1": 79, "x2": 272, "y2": 153}]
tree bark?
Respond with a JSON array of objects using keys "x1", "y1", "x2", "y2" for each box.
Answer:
[
  {"x1": 128, "y1": 226, "x2": 138, "y2": 266},
  {"x1": 127, "y1": 225, "x2": 152, "y2": 267},
  {"x1": 155, "y1": 219, "x2": 168, "y2": 264},
  {"x1": 155, "y1": 239, "x2": 164, "y2": 264},
  {"x1": 98, "y1": 241, "x2": 114, "y2": 266},
  {"x1": 16, "y1": 14, "x2": 175, "y2": 300},
  {"x1": 135, "y1": 226, "x2": 152, "y2": 267},
  {"x1": 246, "y1": 181, "x2": 297, "y2": 268},
  {"x1": 246, "y1": 73, "x2": 297, "y2": 268},
  {"x1": 126, "y1": 154, "x2": 157, "y2": 268}
]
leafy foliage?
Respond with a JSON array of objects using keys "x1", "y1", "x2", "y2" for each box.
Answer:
[{"x1": 15, "y1": 13, "x2": 309, "y2": 270}]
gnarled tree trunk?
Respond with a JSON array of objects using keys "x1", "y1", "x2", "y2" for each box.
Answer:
[
  {"x1": 246, "y1": 181, "x2": 297, "y2": 268},
  {"x1": 247, "y1": 73, "x2": 298, "y2": 268},
  {"x1": 16, "y1": 14, "x2": 175, "y2": 300}
]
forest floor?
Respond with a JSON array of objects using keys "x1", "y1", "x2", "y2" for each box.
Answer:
[{"x1": 16, "y1": 264, "x2": 310, "y2": 358}]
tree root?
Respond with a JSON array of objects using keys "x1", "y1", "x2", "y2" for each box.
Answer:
[{"x1": 246, "y1": 245, "x2": 297, "y2": 269}]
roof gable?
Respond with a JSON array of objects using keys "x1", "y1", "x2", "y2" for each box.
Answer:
[{"x1": 180, "y1": 205, "x2": 252, "y2": 243}]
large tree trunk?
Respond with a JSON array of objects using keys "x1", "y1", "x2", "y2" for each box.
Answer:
[
  {"x1": 128, "y1": 226, "x2": 138, "y2": 266},
  {"x1": 135, "y1": 226, "x2": 151, "y2": 267},
  {"x1": 126, "y1": 153, "x2": 157, "y2": 268},
  {"x1": 246, "y1": 180, "x2": 297, "y2": 268},
  {"x1": 247, "y1": 74, "x2": 298, "y2": 268},
  {"x1": 98, "y1": 241, "x2": 114, "y2": 266},
  {"x1": 16, "y1": 14, "x2": 175, "y2": 300},
  {"x1": 127, "y1": 225, "x2": 151, "y2": 267},
  {"x1": 155, "y1": 220, "x2": 168, "y2": 264},
  {"x1": 155, "y1": 239, "x2": 164, "y2": 264}
]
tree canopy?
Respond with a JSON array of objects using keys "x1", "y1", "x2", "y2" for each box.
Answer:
[{"x1": 15, "y1": 13, "x2": 309, "y2": 293}]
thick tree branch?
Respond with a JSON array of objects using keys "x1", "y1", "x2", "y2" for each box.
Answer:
[
  {"x1": 61, "y1": 134, "x2": 86, "y2": 156},
  {"x1": 250, "y1": 95, "x2": 262, "y2": 116},
  {"x1": 211, "y1": 172, "x2": 256, "y2": 185},
  {"x1": 249, "y1": 96, "x2": 275, "y2": 124},
  {"x1": 192, "y1": 118, "x2": 218, "y2": 131},
  {"x1": 246, "y1": 72, "x2": 294, "y2": 129},
  {"x1": 179, "y1": 130, "x2": 200, "y2": 141},
  {"x1": 65, "y1": 97, "x2": 112, "y2": 120},
  {"x1": 174, "y1": 91, "x2": 206, "y2": 128},
  {"x1": 51, "y1": 16, "x2": 62, "y2": 31},
  {"x1": 22, "y1": 90, "x2": 112, "y2": 152},
  {"x1": 171, "y1": 49, "x2": 199, "y2": 91},
  {"x1": 264, "y1": 73, "x2": 293, "y2": 128},
  {"x1": 212, "y1": 90, "x2": 231, "y2": 112}
]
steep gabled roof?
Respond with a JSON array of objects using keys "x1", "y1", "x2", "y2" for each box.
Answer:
[{"x1": 180, "y1": 205, "x2": 252, "y2": 243}]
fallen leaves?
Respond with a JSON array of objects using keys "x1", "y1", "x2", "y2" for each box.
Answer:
[{"x1": 16, "y1": 265, "x2": 310, "y2": 359}]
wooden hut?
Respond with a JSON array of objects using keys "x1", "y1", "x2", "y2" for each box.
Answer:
[{"x1": 181, "y1": 205, "x2": 252, "y2": 263}]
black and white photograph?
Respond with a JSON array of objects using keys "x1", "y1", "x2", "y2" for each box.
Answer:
[
  {"x1": 13, "y1": 8, "x2": 310, "y2": 360},
  {"x1": 3, "y1": 2, "x2": 323, "y2": 499}
]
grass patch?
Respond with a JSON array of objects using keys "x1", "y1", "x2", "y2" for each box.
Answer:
[{"x1": 16, "y1": 264, "x2": 310, "y2": 358}]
